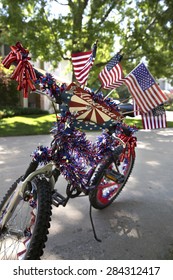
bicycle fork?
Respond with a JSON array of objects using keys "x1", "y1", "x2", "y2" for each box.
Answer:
[{"x1": 0, "y1": 162, "x2": 55, "y2": 230}]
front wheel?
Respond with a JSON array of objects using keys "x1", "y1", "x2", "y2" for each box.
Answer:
[
  {"x1": 89, "y1": 145, "x2": 135, "y2": 209},
  {"x1": 0, "y1": 177, "x2": 52, "y2": 260}
]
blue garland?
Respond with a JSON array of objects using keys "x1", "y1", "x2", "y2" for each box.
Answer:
[{"x1": 35, "y1": 72, "x2": 67, "y2": 102}]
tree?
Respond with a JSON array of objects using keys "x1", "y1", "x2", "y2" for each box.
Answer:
[
  {"x1": 0, "y1": 0, "x2": 173, "y2": 90},
  {"x1": 121, "y1": 0, "x2": 173, "y2": 80}
]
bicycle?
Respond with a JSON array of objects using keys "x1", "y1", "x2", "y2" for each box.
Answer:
[{"x1": 0, "y1": 43, "x2": 137, "y2": 260}]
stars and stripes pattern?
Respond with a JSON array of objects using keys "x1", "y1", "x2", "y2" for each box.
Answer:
[
  {"x1": 152, "y1": 104, "x2": 165, "y2": 116},
  {"x1": 124, "y1": 63, "x2": 167, "y2": 113},
  {"x1": 133, "y1": 100, "x2": 167, "y2": 129},
  {"x1": 141, "y1": 108, "x2": 167, "y2": 129},
  {"x1": 71, "y1": 42, "x2": 97, "y2": 85},
  {"x1": 98, "y1": 52, "x2": 124, "y2": 89}
]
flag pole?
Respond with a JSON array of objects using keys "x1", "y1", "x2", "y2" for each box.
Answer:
[
  {"x1": 94, "y1": 85, "x2": 102, "y2": 94},
  {"x1": 119, "y1": 97, "x2": 130, "y2": 104},
  {"x1": 83, "y1": 39, "x2": 98, "y2": 90},
  {"x1": 103, "y1": 89, "x2": 115, "y2": 100}
]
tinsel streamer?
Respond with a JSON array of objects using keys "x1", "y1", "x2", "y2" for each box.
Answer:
[
  {"x1": 2, "y1": 42, "x2": 25, "y2": 68},
  {"x1": 31, "y1": 145, "x2": 52, "y2": 164},
  {"x1": 2, "y1": 42, "x2": 37, "y2": 97},
  {"x1": 96, "y1": 133, "x2": 118, "y2": 157},
  {"x1": 30, "y1": 111, "x2": 99, "y2": 188},
  {"x1": 49, "y1": 112, "x2": 100, "y2": 188},
  {"x1": 94, "y1": 122, "x2": 138, "y2": 158},
  {"x1": 35, "y1": 73, "x2": 67, "y2": 103},
  {"x1": 113, "y1": 122, "x2": 138, "y2": 135}
]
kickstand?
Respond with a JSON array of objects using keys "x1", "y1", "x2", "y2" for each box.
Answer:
[{"x1": 89, "y1": 204, "x2": 102, "y2": 243}]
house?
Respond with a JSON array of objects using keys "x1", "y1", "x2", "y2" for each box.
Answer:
[
  {"x1": 0, "y1": 44, "x2": 11, "y2": 58},
  {"x1": 28, "y1": 59, "x2": 72, "y2": 112}
]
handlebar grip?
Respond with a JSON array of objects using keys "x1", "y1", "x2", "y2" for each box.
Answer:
[
  {"x1": 22, "y1": 161, "x2": 39, "y2": 180},
  {"x1": 121, "y1": 125, "x2": 132, "y2": 136}
]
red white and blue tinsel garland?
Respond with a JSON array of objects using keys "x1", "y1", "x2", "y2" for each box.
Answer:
[
  {"x1": 31, "y1": 111, "x2": 136, "y2": 189},
  {"x1": 35, "y1": 71, "x2": 67, "y2": 104},
  {"x1": 31, "y1": 112, "x2": 99, "y2": 188}
]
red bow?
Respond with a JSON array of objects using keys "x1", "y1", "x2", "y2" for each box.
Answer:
[{"x1": 2, "y1": 42, "x2": 36, "y2": 97}]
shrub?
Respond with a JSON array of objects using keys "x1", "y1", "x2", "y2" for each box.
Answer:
[
  {"x1": 0, "y1": 106, "x2": 49, "y2": 119},
  {"x1": 0, "y1": 62, "x2": 20, "y2": 107}
]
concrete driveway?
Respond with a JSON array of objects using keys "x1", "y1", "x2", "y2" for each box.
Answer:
[{"x1": 0, "y1": 129, "x2": 173, "y2": 260}]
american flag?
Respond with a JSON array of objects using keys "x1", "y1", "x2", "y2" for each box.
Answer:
[
  {"x1": 98, "y1": 52, "x2": 124, "y2": 89},
  {"x1": 141, "y1": 107, "x2": 167, "y2": 129},
  {"x1": 124, "y1": 63, "x2": 167, "y2": 113},
  {"x1": 133, "y1": 100, "x2": 167, "y2": 129},
  {"x1": 71, "y1": 42, "x2": 97, "y2": 85}
]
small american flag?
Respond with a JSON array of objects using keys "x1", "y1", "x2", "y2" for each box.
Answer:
[
  {"x1": 124, "y1": 63, "x2": 167, "y2": 113},
  {"x1": 133, "y1": 100, "x2": 167, "y2": 129},
  {"x1": 71, "y1": 42, "x2": 97, "y2": 85},
  {"x1": 98, "y1": 52, "x2": 124, "y2": 89},
  {"x1": 141, "y1": 108, "x2": 167, "y2": 129}
]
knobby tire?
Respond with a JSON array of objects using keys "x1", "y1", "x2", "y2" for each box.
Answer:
[{"x1": 0, "y1": 177, "x2": 52, "y2": 260}]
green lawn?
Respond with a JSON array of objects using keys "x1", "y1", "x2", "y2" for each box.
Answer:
[
  {"x1": 0, "y1": 114, "x2": 173, "y2": 137},
  {"x1": 124, "y1": 118, "x2": 173, "y2": 129},
  {"x1": 0, "y1": 114, "x2": 57, "y2": 137}
]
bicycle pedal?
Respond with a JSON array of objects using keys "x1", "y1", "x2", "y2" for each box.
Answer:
[
  {"x1": 105, "y1": 169, "x2": 125, "y2": 183},
  {"x1": 52, "y1": 191, "x2": 67, "y2": 207}
]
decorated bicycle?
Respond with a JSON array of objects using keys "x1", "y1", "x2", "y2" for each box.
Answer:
[{"x1": 0, "y1": 42, "x2": 167, "y2": 259}]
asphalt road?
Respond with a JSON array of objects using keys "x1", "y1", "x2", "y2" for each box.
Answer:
[{"x1": 0, "y1": 129, "x2": 173, "y2": 260}]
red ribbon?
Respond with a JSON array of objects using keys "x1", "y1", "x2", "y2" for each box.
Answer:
[{"x1": 2, "y1": 42, "x2": 37, "y2": 98}]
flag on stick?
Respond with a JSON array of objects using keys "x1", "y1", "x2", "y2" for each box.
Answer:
[
  {"x1": 98, "y1": 52, "x2": 124, "y2": 89},
  {"x1": 124, "y1": 62, "x2": 167, "y2": 113},
  {"x1": 71, "y1": 42, "x2": 97, "y2": 85},
  {"x1": 141, "y1": 105, "x2": 167, "y2": 129},
  {"x1": 133, "y1": 100, "x2": 167, "y2": 129}
]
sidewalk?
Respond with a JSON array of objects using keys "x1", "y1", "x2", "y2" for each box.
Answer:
[{"x1": 166, "y1": 111, "x2": 173, "y2": 121}]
